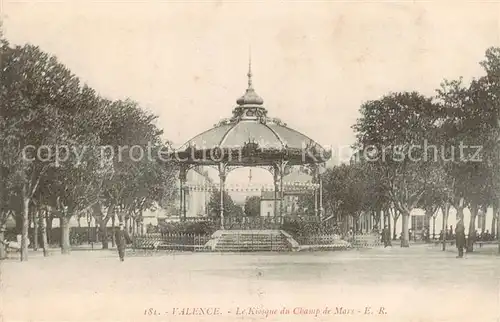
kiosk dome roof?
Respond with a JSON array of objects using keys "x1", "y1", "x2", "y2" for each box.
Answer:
[{"x1": 173, "y1": 61, "x2": 330, "y2": 166}]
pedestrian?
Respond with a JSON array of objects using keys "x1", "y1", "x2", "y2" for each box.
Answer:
[
  {"x1": 422, "y1": 227, "x2": 429, "y2": 242},
  {"x1": 382, "y1": 225, "x2": 391, "y2": 247},
  {"x1": 455, "y1": 219, "x2": 466, "y2": 258},
  {"x1": 115, "y1": 224, "x2": 126, "y2": 262}
]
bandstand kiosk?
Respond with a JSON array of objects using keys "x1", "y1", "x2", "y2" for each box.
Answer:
[{"x1": 166, "y1": 61, "x2": 330, "y2": 229}]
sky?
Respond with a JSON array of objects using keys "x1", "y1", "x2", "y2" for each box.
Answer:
[{"x1": 2, "y1": 0, "x2": 500, "y2": 186}]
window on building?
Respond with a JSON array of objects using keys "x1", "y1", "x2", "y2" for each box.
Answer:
[{"x1": 411, "y1": 215, "x2": 425, "y2": 231}]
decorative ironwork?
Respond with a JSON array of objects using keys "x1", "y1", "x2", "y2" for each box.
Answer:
[
  {"x1": 215, "y1": 118, "x2": 232, "y2": 127},
  {"x1": 183, "y1": 182, "x2": 319, "y2": 192},
  {"x1": 271, "y1": 117, "x2": 286, "y2": 126},
  {"x1": 242, "y1": 140, "x2": 260, "y2": 159},
  {"x1": 235, "y1": 55, "x2": 264, "y2": 106}
]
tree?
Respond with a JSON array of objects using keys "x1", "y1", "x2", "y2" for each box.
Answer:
[
  {"x1": 39, "y1": 86, "x2": 104, "y2": 254},
  {"x1": 476, "y1": 48, "x2": 500, "y2": 254},
  {"x1": 119, "y1": 155, "x2": 177, "y2": 235},
  {"x1": 435, "y1": 78, "x2": 472, "y2": 250},
  {"x1": 96, "y1": 99, "x2": 172, "y2": 248},
  {"x1": 436, "y1": 71, "x2": 498, "y2": 252},
  {"x1": 338, "y1": 164, "x2": 372, "y2": 233},
  {"x1": 0, "y1": 19, "x2": 8, "y2": 259},
  {"x1": 244, "y1": 196, "x2": 261, "y2": 217},
  {"x1": 353, "y1": 92, "x2": 441, "y2": 247},
  {"x1": 0, "y1": 29, "x2": 178, "y2": 259},
  {"x1": 1, "y1": 44, "x2": 83, "y2": 260},
  {"x1": 307, "y1": 164, "x2": 371, "y2": 232},
  {"x1": 208, "y1": 190, "x2": 236, "y2": 218}
]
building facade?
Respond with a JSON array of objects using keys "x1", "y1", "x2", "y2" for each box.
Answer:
[
  {"x1": 176, "y1": 167, "x2": 213, "y2": 218},
  {"x1": 259, "y1": 169, "x2": 313, "y2": 217}
]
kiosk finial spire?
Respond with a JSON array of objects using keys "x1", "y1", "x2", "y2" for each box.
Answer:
[{"x1": 247, "y1": 47, "x2": 253, "y2": 89}]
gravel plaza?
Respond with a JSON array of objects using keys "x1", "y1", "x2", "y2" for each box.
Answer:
[{"x1": 1, "y1": 245, "x2": 499, "y2": 322}]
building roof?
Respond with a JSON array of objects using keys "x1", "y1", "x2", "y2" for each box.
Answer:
[
  {"x1": 181, "y1": 120, "x2": 321, "y2": 151},
  {"x1": 166, "y1": 62, "x2": 330, "y2": 166}
]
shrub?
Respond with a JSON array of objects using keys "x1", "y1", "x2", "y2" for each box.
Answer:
[
  {"x1": 281, "y1": 220, "x2": 338, "y2": 238},
  {"x1": 159, "y1": 221, "x2": 217, "y2": 235}
]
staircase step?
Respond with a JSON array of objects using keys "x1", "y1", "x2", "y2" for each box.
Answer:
[{"x1": 211, "y1": 230, "x2": 290, "y2": 252}]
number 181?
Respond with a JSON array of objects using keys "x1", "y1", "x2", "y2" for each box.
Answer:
[{"x1": 144, "y1": 308, "x2": 158, "y2": 316}]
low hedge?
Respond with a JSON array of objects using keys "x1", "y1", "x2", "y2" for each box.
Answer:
[{"x1": 158, "y1": 221, "x2": 217, "y2": 235}]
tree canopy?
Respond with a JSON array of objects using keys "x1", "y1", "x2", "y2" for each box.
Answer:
[{"x1": 0, "y1": 39, "x2": 177, "y2": 259}]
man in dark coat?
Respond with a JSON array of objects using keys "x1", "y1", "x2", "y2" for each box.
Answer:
[
  {"x1": 455, "y1": 220, "x2": 466, "y2": 258},
  {"x1": 115, "y1": 224, "x2": 132, "y2": 262},
  {"x1": 382, "y1": 225, "x2": 391, "y2": 247},
  {"x1": 115, "y1": 227, "x2": 125, "y2": 261}
]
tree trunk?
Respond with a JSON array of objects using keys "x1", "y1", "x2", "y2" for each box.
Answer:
[
  {"x1": 387, "y1": 208, "x2": 392, "y2": 239},
  {"x1": 137, "y1": 210, "x2": 143, "y2": 236},
  {"x1": 401, "y1": 210, "x2": 410, "y2": 247},
  {"x1": 111, "y1": 215, "x2": 116, "y2": 247},
  {"x1": 99, "y1": 218, "x2": 109, "y2": 249},
  {"x1": 480, "y1": 210, "x2": 486, "y2": 234},
  {"x1": 374, "y1": 209, "x2": 381, "y2": 229},
  {"x1": 492, "y1": 214, "x2": 497, "y2": 239},
  {"x1": 456, "y1": 205, "x2": 465, "y2": 222},
  {"x1": 497, "y1": 201, "x2": 500, "y2": 254},
  {"x1": 21, "y1": 186, "x2": 30, "y2": 262},
  {"x1": 432, "y1": 216, "x2": 436, "y2": 239},
  {"x1": 46, "y1": 215, "x2": 53, "y2": 245},
  {"x1": 91, "y1": 203, "x2": 104, "y2": 245},
  {"x1": 424, "y1": 209, "x2": 433, "y2": 230},
  {"x1": 28, "y1": 214, "x2": 32, "y2": 244},
  {"x1": 15, "y1": 213, "x2": 22, "y2": 235},
  {"x1": 0, "y1": 165, "x2": 4, "y2": 260},
  {"x1": 352, "y1": 215, "x2": 357, "y2": 242},
  {"x1": 40, "y1": 210, "x2": 49, "y2": 257},
  {"x1": 491, "y1": 201, "x2": 497, "y2": 239},
  {"x1": 95, "y1": 223, "x2": 100, "y2": 242},
  {"x1": 392, "y1": 209, "x2": 399, "y2": 240},
  {"x1": 33, "y1": 211, "x2": 39, "y2": 251},
  {"x1": 424, "y1": 209, "x2": 433, "y2": 242},
  {"x1": 0, "y1": 221, "x2": 6, "y2": 260},
  {"x1": 467, "y1": 202, "x2": 478, "y2": 253},
  {"x1": 125, "y1": 216, "x2": 130, "y2": 234},
  {"x1": 60, "y1": 216, "x2": 71, "y2": 254},
  {"x1": 442, "y1": 203, "x2": 450, "y2": 251},
  {"x1": 119, "y1": 212, "x2": 125, "y2": 227}
]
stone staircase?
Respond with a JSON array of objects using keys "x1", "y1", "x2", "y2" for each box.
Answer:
[{"x1": 208, "y1": 230, "x2": 292, "y2": 252}]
